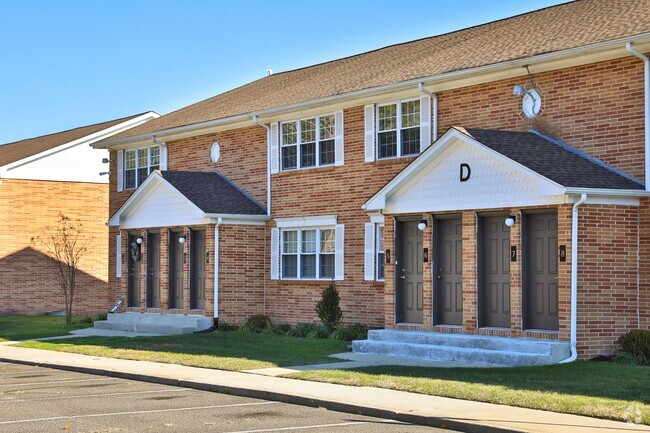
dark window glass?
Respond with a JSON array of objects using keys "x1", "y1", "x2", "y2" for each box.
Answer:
[
  {"x1": 282, "y1": 146, "x2": 297, "y2": 170},
  {"x1": 320, "y1": 254, "x2": 335, "y2": 279},
  {"x1": 401, "y1": 128, "x2": 420, "y2": 155},
  {"x1": 319, "y1": 139, "x2": 335, "y2": 165},
  {"x1": 378, "y1": 131, "x2": 397, "y2": 158},
  {"x1": 377, "y1": 253, "x2": 385, "y2": 280},
  {"x1": 300, "y1": 142, "x2": 316, "y2": 168},
  {"x1": 301, "y1": 254, "x2": 316, "y2": 278},
  {"x1": 125, "y1": 170, "x2": 136, "y2": 190},
  {"x1": 282, "y1": 255, "x2": 297, "y2": 278},
  {"x1": 137, "y1": 168, "x2": 148, "y2": 186}
]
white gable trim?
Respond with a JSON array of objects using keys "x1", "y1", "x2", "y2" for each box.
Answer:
[{"x1": 364, "y1": 128, "x2": 567, "y2": 212}]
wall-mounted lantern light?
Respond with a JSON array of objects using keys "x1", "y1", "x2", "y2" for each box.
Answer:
[
  {"x1": 505, "y1": 216, "x2": 517, "y2": 227},
  {"x1": 136, "y1": 237, "x2": 143, "y2": 244},
  {"x1": 178, "y1": 236, "x2": 186, "y2": 244},
  {"x1": 417, "y1": 220, "x2": 428, "y2": 231}
]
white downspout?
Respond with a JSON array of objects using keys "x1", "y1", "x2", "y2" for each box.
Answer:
[
  {"x1": 253, "y1": 115, "x2": 271, "y2": 216},
  {"x1": 560, "y1": 193, "x2": 587, "y2": 363},
  {"x1": 626, "y1": 43, "x2": 650, "y2": 191},
  {"x1": 418, "y1": 83, "x2": 438, "y2": 140},
  {"x1": 213, "y1": 217, "x2": 223, "y2": 320}
]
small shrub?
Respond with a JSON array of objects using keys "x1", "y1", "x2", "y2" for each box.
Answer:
[
  {"x1": 306, "y1": 326, "x2": 330, "y2": 339},
  {"x1": 217, "y1": 321, "x2": 238, "y2": 332},
  {"x1": 617, "y1": 330, "x2": 650, "y2": 366},
  {"x1": 287, "y1": 323, "x2": 321, "y2": 337},
  {"x1": 330, "y1": 323, "x2": 368, "y2": 341},
  {"x1": 315, "y1": 283, "x2": 342, "y2": 331},
  {"x1": 239, "y1": 314, "x2": 273, "y2": 333},
  {"x1": 261, "y1": 323, "x2": 292, "y2": 336}
]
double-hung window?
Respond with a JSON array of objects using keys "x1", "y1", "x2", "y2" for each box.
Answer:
[
  {"x1": 281, "y1": 114, "x2": 336, "y2": 170},
  {"x1": 124, "y1": 145, "x2": 160, "y2": 190},
  {"x1": 281, "y1": 227, "x2": 336, "y2": 279},
  {"x1": 377, "y1": 99, "x2": 420, "y2": 159},
  {"x1": 376, "y1": 225, "x2": 385, "y2": 281}
]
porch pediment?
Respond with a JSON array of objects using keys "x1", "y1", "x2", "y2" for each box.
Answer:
[
  {"x1": 364, "y1": 127, "x2": 644, "y2": 214},
  {"x1": 108, "y1": 171, "x2": 268, "y2": 229}
]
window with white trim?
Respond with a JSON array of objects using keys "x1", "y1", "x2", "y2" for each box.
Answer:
[
  {"x1": 376, "y1": 225, "x2": 385, "y2": 281},
  {"x1": 377, "y1": 99, "x2": 420, "y2": 159},
  {"x1": 281, "y1": 114, "x2": 336, "y2": 170},
  {"x1": 281, "y1": 227, "x2": 336, "y2": 279},
  {"x1": 124, "y1": 145, "x2": 160, "y2": 189}
]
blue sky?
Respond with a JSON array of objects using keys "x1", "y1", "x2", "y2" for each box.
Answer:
[{"x1": 0, "y1": 0, "x2": 566, "y2": 144}]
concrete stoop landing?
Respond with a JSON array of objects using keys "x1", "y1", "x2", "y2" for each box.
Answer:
[
  {"x1": 352, "y1": 329, "x2": 571, "y2": 367},
  {"x1": 88, "y1": 313, "x2": 213, "y2": 335}
]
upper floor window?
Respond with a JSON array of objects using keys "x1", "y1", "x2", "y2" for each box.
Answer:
[
  {"x1": 281, "y1": 227, "x2": 336, "y2": 279},
  {"x1": 281, "y1": 114, "x2": 336, "y2": 170},
  {"x1": 377, "y1": 99, "x2": 420, "y2": 159},
  {"x1": 125, "y1": 145, "x2": 160, "y2": 190}
]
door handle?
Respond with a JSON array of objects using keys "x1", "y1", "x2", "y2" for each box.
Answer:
[{"x1": 400, "y1": 275, "x2": 406, "y2": 279}]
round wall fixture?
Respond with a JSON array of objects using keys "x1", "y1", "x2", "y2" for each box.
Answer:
[
  {"x1": 210, "y1": 142, "x2": 221, "y2": 163},
  {"x1": 521, "y1": 89, "x2": 542, "y2": 119}
]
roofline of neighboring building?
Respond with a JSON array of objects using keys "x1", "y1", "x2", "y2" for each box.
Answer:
[
  {"x1": 1, "y1": 111, "x2": 160, "y2": 173},
  {"x1": 95, "y1": 33, "x2": 650, "y2": 149}
]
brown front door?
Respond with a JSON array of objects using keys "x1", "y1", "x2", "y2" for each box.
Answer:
[
  {"x1": 435, "y1": 218, "x2": 463, "y2": 325},
  {"x1": 525, "y1": 212, "x2": 559, "y2": 330},
  {"x1": 146, "y1": 233, "x2": 160, "y2": 308},
  {"x1": 397, "y1": 221, "x2": 423, "y2": 324},
  {"x1": 190, "y1": 229, "x2": 206, "y2": 310},
  {"x1": 169, "y1": 232, "x2": 184, "y2": 310},
  {"x1": 127, "y1": 234, "x2": 141, "y2": 308},
  {"x1": 480, "y1": 216, "x2": 511, "y2": 328}
]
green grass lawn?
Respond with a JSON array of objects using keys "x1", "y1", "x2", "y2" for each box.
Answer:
[
  {"x1": 0, "y1": 315, "x2": 92, "y2": 342},
  {"x1": 18, "y1": 331, "x2": 350, "y2": 371},
  {"x1": 288, "y1": 362, "x2": 650, "y2": 424}
]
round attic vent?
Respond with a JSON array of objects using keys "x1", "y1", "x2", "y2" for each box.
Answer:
[{"x1": 210, "y1": 142, "x2": 221, "y2": 163}]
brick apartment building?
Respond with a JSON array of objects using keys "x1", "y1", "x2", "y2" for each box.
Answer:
[
  {"x1": 95, "y1": 0, "x2": 650, "y2": 359},
  {"x1": 0, "y1": 112, "x2": 158, "y2": 315}
]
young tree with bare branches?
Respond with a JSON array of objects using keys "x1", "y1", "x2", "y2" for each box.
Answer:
[{"x1": 32, "y1": 213, "x2": 91, "y2": 325}]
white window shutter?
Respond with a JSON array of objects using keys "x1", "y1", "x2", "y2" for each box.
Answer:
[
  {"x1": 334, "y1": 110, "x2": 344, "y2": 166},
  {"x1": 269, "y1": 122, "x2": 279, "y2": 174},
  {"x1": 116, "y1": 150, "x2": 124, "y2": 192},
  {"x1": 116, "y1": 234, "x2": 122, "y2": 278},
  {"x1": 420, "y1": 94, "x2": 431, "y2": 153},
  {"x1": 334, "y1": 224, "x2": 345, "y2": 281},
  {"x1": 364, "y1": 105, "x2": 375, "y2": 162},
  {"x1": 271, "y1": 228, "x2": 280, "y2": 280},
  {"x1": 159, "y1": 145, "x2": 168, "y2": 170},
  {"x1": 364, "y1": 223, "x2": 375, "y2": 281}
]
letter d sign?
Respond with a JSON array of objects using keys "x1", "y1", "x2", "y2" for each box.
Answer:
[{"x1": 460, "y1": 163, "x2": 471, "y2": 182}]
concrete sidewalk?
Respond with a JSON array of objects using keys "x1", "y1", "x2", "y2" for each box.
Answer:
[{"x1": 0, "y1": 344, "x2": 647, "y2": 433}]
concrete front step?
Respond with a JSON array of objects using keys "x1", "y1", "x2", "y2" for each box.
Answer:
[
  {"x1": 352, "y1": 330, "x2": 570, "y2": 367},
  {"x1": 92, "y1": 313, "x2": 213, "y2": 335}
]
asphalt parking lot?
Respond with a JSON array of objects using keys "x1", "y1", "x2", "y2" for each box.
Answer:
[{"x1": 0, "y1": 361, "x2": 455, "y2": 432}]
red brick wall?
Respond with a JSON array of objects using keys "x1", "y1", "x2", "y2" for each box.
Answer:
[{"x1": 0, "y1": 179, "x2": 109, "y2": 315}]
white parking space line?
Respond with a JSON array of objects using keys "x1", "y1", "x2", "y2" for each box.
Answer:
[
  {"x1": 0, "y1": 377, "x2": 118, "y2": 387},
  {"x1": 0, "y1": 387, "x2": 193, "y2": 403},
  {"x1": 224, "y1": 422, "x2": 371, "y2": 433},
  {"x1": 0, "y1": 401, "x2": 281, "y2": 425}
]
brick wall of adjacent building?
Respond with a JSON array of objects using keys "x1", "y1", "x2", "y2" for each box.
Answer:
[{"x1": 0, "y1": 179, "x2": 109, "y2": 315}]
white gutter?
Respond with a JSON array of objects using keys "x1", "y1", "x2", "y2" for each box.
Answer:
[
  {"x1": 95, "y1": 33, "x2": 650, "y2": 149},
  {"x1": 213, "y1": 217, "x2": 222, "y2": 319},
  {"x1": 626, "y1": 43, "x2": 650, "y2": 191},
  {"x1": 253, "y1": 115, "x2": 271, "y2": 217},
  {"x1": 560, "y1": 193, "x2": 587, "y2": 364},
  {"x1": 418, "y1": 83, "x2": 438, "y2": 140}
]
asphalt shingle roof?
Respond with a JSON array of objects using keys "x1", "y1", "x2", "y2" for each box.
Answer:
[
  {"x1": 461, "y1": 128, "x2": 644, "y2": 190},
  {"x1": 161, "y1": 171, "x2": 267, "y2": 215},
  {"x1": 0, "y1": 113, "x2": 148, "y2": 167},
  {"x1": 110, "y1": 0, "x2": 650, "y2": 141}
]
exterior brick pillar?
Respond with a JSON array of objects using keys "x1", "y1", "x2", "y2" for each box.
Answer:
[
  {"x1": 384, "y1": 216, "x2": 395, "y2": 328},
  {"x1": 421, "y1": 214, "x2": 433, "y2": 331},
  {"x1": 557, "y1": 204, "x2": 572, "y2": 343},
  {"x1": 120, "y1": 230, "x2": 129, "y2": 309},
  {"x1": 183, "y1": 227, "x2": 190, "y2": 314},
  {"x1": 160, "y1": 229, "x2": 169, "y2": 313},
  {"x1": 462, "y1": 211, "x2": 478, "y2": 333},
  {"x1": 140, "y1": 230, "x2": 147, "y2": 312},
  {"x1": 509, "y1": 208, "x2": 523, "y2": 336},
  {"x1": 205, "y1": 224, "x2": 215, "y2": 318}
]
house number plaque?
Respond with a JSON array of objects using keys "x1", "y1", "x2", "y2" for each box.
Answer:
[
  {"x1": 423, "y1": 248, "x2": 429, "y2": 262},
  {"x1": 559, "y1": 245, "x2": 567, "y2": 262},
  {"x1": 510, "y1": 246, "x2": 517, "y2": 262},
  {"x1": 385, "y1": 249, "x2": 391, "y2": 264}
]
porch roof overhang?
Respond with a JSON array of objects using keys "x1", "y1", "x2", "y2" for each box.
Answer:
[
  {"x1": 364, "y1": 127, "x2": 650, "y2": 214},
  {"x1": 108, "y1": 171, "x2": 269, "y2": 229}
]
